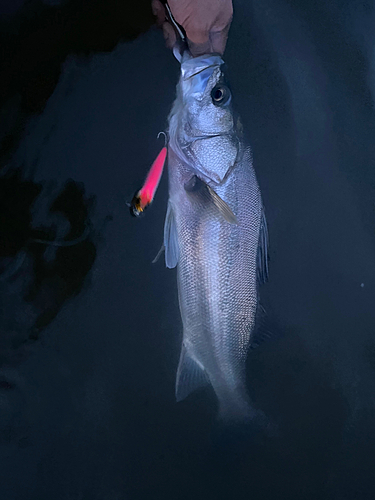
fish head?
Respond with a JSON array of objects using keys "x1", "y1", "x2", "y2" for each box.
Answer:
[
  {"x1": 180, "y1": 55, "x2": 234, "y2": 136},
  {"x1": 169, "y1": 55, "x2": 241, "y2": 184}
]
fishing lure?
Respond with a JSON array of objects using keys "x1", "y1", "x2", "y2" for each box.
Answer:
[{"x1": 129, "y1": 137, "x2": 167, "y2": 217}]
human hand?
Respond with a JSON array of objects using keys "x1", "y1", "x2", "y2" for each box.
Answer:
[{"x1": 151, "y1": 0, "x2": 233, "y2": 56}]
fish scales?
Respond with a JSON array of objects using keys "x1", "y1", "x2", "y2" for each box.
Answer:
[{"x1": 164, "y1": 54, "x2": 268, "y2": 421}]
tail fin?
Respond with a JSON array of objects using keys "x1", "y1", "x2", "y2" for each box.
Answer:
[
  {"x1": 217, "y1": 394, "x2": 258, "y2": 424},
  {"x1": 217, "y1": 396, "x2": 278, "y2": 441}
]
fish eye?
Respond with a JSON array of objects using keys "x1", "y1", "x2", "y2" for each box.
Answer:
[
  {"x1": 213, "y1": 88, "x2": 224, "y2": 101},
  {"x1": 211, "y1": 85, "x2": 231, "y2": 106}
]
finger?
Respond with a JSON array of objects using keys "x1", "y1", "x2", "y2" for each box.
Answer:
[
  {"x1": 187, "y1": 39, "x2": 213, "y2": 57},
  {"x1": 162, "y1": 22, "x2": 177, "y2": 49},
  {"x1": 151, "y1": 0, "x2": 166, "y2": 26},
  {"x1": 210, "y1": 23, "x2": 231, "y2": 55},
  {"x1": 183, "y1": 27, "x2": 211, "y2": 57}
]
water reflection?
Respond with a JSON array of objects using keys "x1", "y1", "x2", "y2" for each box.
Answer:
[{"x1": 0, "y1": 170, "x2": 96, "y2": 364}]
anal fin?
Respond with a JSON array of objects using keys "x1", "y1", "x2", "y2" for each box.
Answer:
[{"x1": 176, "y1": 344, "x2": 209, "y2": 402}]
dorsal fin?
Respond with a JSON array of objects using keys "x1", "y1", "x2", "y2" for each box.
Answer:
[
  {"x1": 250, "y1": 304, "x2": 283, "y2": 350},
  {"x1": 257, "y1": 209, "x2": 269, "y2": 285}
]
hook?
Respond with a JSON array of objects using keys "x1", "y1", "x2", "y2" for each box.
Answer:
[{"x1": 157, "y1": 131, "x2": 168, "y2": 147}]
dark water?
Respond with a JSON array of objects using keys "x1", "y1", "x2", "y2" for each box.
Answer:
[{"x1": 1, "y1": 0, "x2": 375, "y2": 498}]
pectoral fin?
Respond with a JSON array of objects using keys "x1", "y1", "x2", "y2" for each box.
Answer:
[
  {"x1": 164, "y1": 201, "x2": 179, "y2": 269},
  {"x1": 184, "y1": 175, "x2": 237, "y2": 224},
  {"x1": 176, "y1": 344, "x2": 209, "y2": 402}
]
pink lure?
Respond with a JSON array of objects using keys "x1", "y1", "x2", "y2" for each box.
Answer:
[{"x1": 130, "y1": 146, "x2": 167, "y2": 217}]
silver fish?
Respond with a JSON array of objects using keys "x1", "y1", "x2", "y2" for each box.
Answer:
[{"x1": 164, "y1": 54, "x2": 269, "y2": 421}]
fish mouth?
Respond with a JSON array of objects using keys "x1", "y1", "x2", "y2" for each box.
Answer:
[
  {"x1": 180, "y1": 54, "x2": 228, "y2": 99},
  {"x1": 181, "y1": 54, "x2": 224, "y2": 79},
  {"x1": 181, "y1": 54, "x2": 224, "y2": 91}
]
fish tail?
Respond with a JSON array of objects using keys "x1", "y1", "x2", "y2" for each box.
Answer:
[
  {"x1": 217, "y1": 394, "x2": 278, "y2": 439},
  {"x1": 217, "y1": 395, "x2": 257, "y2": 423}
]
